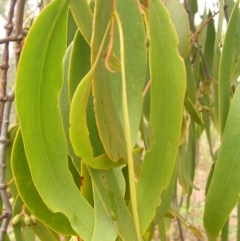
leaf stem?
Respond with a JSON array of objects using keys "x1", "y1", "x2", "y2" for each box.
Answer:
[{"x1": 113, "y1": 8, "x2": 142, "y2": 241}]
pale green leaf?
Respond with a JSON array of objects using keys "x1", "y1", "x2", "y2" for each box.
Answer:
[
  {"x1": 69, "y1": 0, "x2": 92, "y2": 44},
  {"x1": 203, "y1": 12, "x2": 215, "y2": 74},
  {"x1": 166, "y1": 0, "x2": 191, "y2": 58},
  {"x1": 91, "y1": 187, "x2": 117, "y2": 241},
  {"x1": 12, "y1": 196, "x2": 24, "y2": 241},
  {"x1": 60, "y1": 43, "x2": 80, "y2": 172},
  {"x1": 204, "y1": 85, "x2": 240, "y2": 239},
  {"x1": 69, "y1": 30, "x2": 90, "y2": 102},
  {"x1": 184, "y1": 97, "x2": 203, "y2": 125},
  {"x1": 15, "y1": 1, "x2": 95, "y2": 239},
  {"x1": 185, "y1": 55, "x2": 196, "y2": 104},
  {"x1": 31, "y1": 221, "x2": 60, "y2": 241},
  {"x1": 11, "y1": 130, "x2": 76, "y2": 235},
  {"x1": 69, "y1": 27, "x2": 125, "y2": 169},
  {"x1": 110, "y1": 0, "x2": 147, "y2": 145},
  {"x1": 219, "y1": 0, "x2": 239, "y2": 135},
  {"x1": 137, "y1": 0, "x2": 186, "y2": 233},
  {"x1": 91, "y1": 0, "x2": 127, "y2": 162},
  {"x1": 88, "y1": 168, "x2": 139, "y2": 241}
]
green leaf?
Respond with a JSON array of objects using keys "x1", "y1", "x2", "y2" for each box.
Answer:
[
  {"x1": 81, "y1": 162, "x2": 93, "y2": 206},
  {"x1": 185, "y1": 55, "x2": 196, "y2": 104},
  {"x1": 204, "y1": 85, "x2": 240, "y2": 239},
  {"x1": 69, "y1": 30, "x2": 90, "y2": 102},
  {"x1": 15, "y1": 1, "x2": 95, "y2": 239},
  {"x1": 177, "y1": 143, "x2": 189, "y2": 194},
  {"x1": 31, "y1": 221, "x2": 60, "y2": 241},
  {"x1": 67, "y1": 10, "x2": 77, "y2": 46},
  {"x1": 11, "y1": 130, "x2": 75, "y2": 236},
  {"x1": 91, "y1": 187, "x2": 117, "y2": 241},
  {"x1": 219, "y1": 0, "x2": 239, "y2": 135},
  {"x1": 91, "y1": 0, "x2": 127, "y2": 162},
  {"x1": 69, "y1": 0, "x2": 92, "y2": 44},
  {"x1": 60, "y1": 43, "x2": 80, "y2": 172},
  {"x1": 12, "y1": 195, "x2": 24, "y2": 241},
  {"x1": 23, "y1": 226, "x2": 35, "y2": 241},
  {"x1": 69, "y1": 14, "x2": 125, "y2": 169},
  {"x1": 5, "y1": 125, "x2": 19, "y2": 198},
  {"x1": 137, "y1": 0, "x2": 186, "y2": 234},
  {"x1": 184, "y1": 97, "x2": 203, "y2": 125},
  {"x1": 88, "y1": 168, "x2": 139, "y2": 241},
  {"x1": 166, "y1": 0, "x2": 191, "y2": 58},
  {"x1": 154, "y1": 161, "x2": 178, "y2": 224},
  {"x1": 203, "y1": 12, "x2": 215, "y2": 74},
  {"x1": 111, "y1": 0, "x2": 147, "y2": 145}
]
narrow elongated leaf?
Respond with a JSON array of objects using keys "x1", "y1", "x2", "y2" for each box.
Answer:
[
  {"x1": 5, "y1": 125, "x2": 19, "y2": 199},
  {"x1": 31, "y1": 221, "x2": 60, "y2": 241},
  {"x1": 203, "y1": 12, "x2": 215, "y2": 74},
  {"x1": 185, "y1": 55, "x2": 196, "y2": 104},
  {"x1": 219, "y1": 0, "x2": 239, "y2": 135},
  {"x1": 204, "y1": 85, "x2": 240, "y2": 239},
  {"x1": 91, "y1": 187, "x2": 117, "y2": 241},
  {"x1": 154, "y1": 162, "x2": 178, "y2": 224},
  {"x1": 137, "y1": 0, "x2": 186, "y2": 233},
  {"x1": 23, "y1": 227, "x2": 35, "y2": 241},
  {"x1": 92, "y1": 0, "x2": 127, "y2": 162},
  {"x1": 88, "y1": 168, "x2": 139, "y2": 241},
  {"x1": 11, "y1": 130, "x2": 75, "y2": 236},
  {"x1": 12, "y1": 196, "x2": 24, "y2": 241},
  {"x1": 212, "y1": 0, "x2": 225, "y2": 132},
  {"x1": 166, "y1": 0, "x2": 190, "y2": 58},
  {"x1": 69, "y1": 30, "x2": 90, "y2": 102},
  {"x1": 69, "y1": 0, "x2": 92, "y2": 44},
  {"x1": 69, "y1": 27, "x2": 125, "y2": 169},
  {"x1": 184, "y1": 97, "x2": 203, "y2": 125},
  {"x1": 15, "y1": 1, "x2": 94, "y2": 239},
  {"x1": 111, "y1": 0, "x2": 147, "y2": 145},
  {"x1": 60, "y1": 43, "x2": 80, "y2": 172}
]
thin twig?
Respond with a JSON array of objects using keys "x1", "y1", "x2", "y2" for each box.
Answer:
[
  {"x1": 0, "y1": 87, "x2": 14, "y2": 241},
  {"x1": 14, "y1": 0, "x2": 26, "y2": 65},
  {"x1": 0, "y1": 35, "x2": 24, "y2": 45},
  {"x1": 223, "y1": 0, "x2": 229, "y2": 23},
  {"x1": 0, "y1": 0, "x2": 17, "y2": 134}
]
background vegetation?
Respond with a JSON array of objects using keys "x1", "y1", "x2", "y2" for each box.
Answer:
[{"x1": 0, "y1": 0, "x2": 240, "y2": 240}]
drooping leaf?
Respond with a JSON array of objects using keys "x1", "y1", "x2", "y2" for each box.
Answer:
[
  {"x1": 69, "y1": 19, "x2": 125, "y2": 169},
  {"x1": 91, "y1": 0, "x2": 127, "y2": 162},
  {"x1": 67, "y1": 10, "x2": 77, "y2": 46},
  {"x1": 166, "y1": 0, "x2": 191, "y2": 58},
  {"x1": 203, "y1": 12, "x2": 215, "y2": 75},
  {"x1": 15, "y1": 1, "x2": 95, "y2": 239},
  {"x1": 154, "y1": 161, "x2": 178, "y2": 224},
  {"x1": 111, "y1": 0, "x2": 147, "y2": 145},
  {"x1": 69, "y1": 0, "x2": 92, "y2": 44},
  {"x1": 137, "y1": 0, "x2": 186, "y2": 233},
  {"x1": 31, "y1": 221, "x2": 60, "y2": 241},
  {"x1": 81, "y1": 162, "x2": 93, "y2": 206},
  {"x1": 60, "y1": 43, "x2": 80, "y2": 172},
  {"x1": 88, "y1": 167, "x2": 139, "y2": 241},
  {"x1": 11, "y1": 130, "x2": 75, "y2": 236},
  {"x1": 204, "y1": 85, "x2": 240, "y2": 239},
  {"x1": 12, "y1": 195, "x2": 24, "y2": 241},
  {"x1": 69, "y1": 30, "x2": 90, "y2": 102},
  {"x1": 211, "y1": 0, "x2": 226, "y2": 132},
  {"x1": 219, "y1": 0, "x2": 239, "y2": 135},
  {"x1": 23, "y1": 226, "x2": 35, "y2": 241},
  {"x1": 91, "y1": 187, "x2": 117, "y2": 241},
  {"x1": 5, "y1": 125, "x2": 19, "y2": 199},
  {"x1": 185, "y1": 55, "x2": 196, "y2": 104},
  {"x1": 184, "y1": 97, "x2": 203, "y2": 125}
]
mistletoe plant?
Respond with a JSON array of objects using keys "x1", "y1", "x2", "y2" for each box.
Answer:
[{"x1": 4, "y1": 0, "x2": 240, "y2": 240}]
